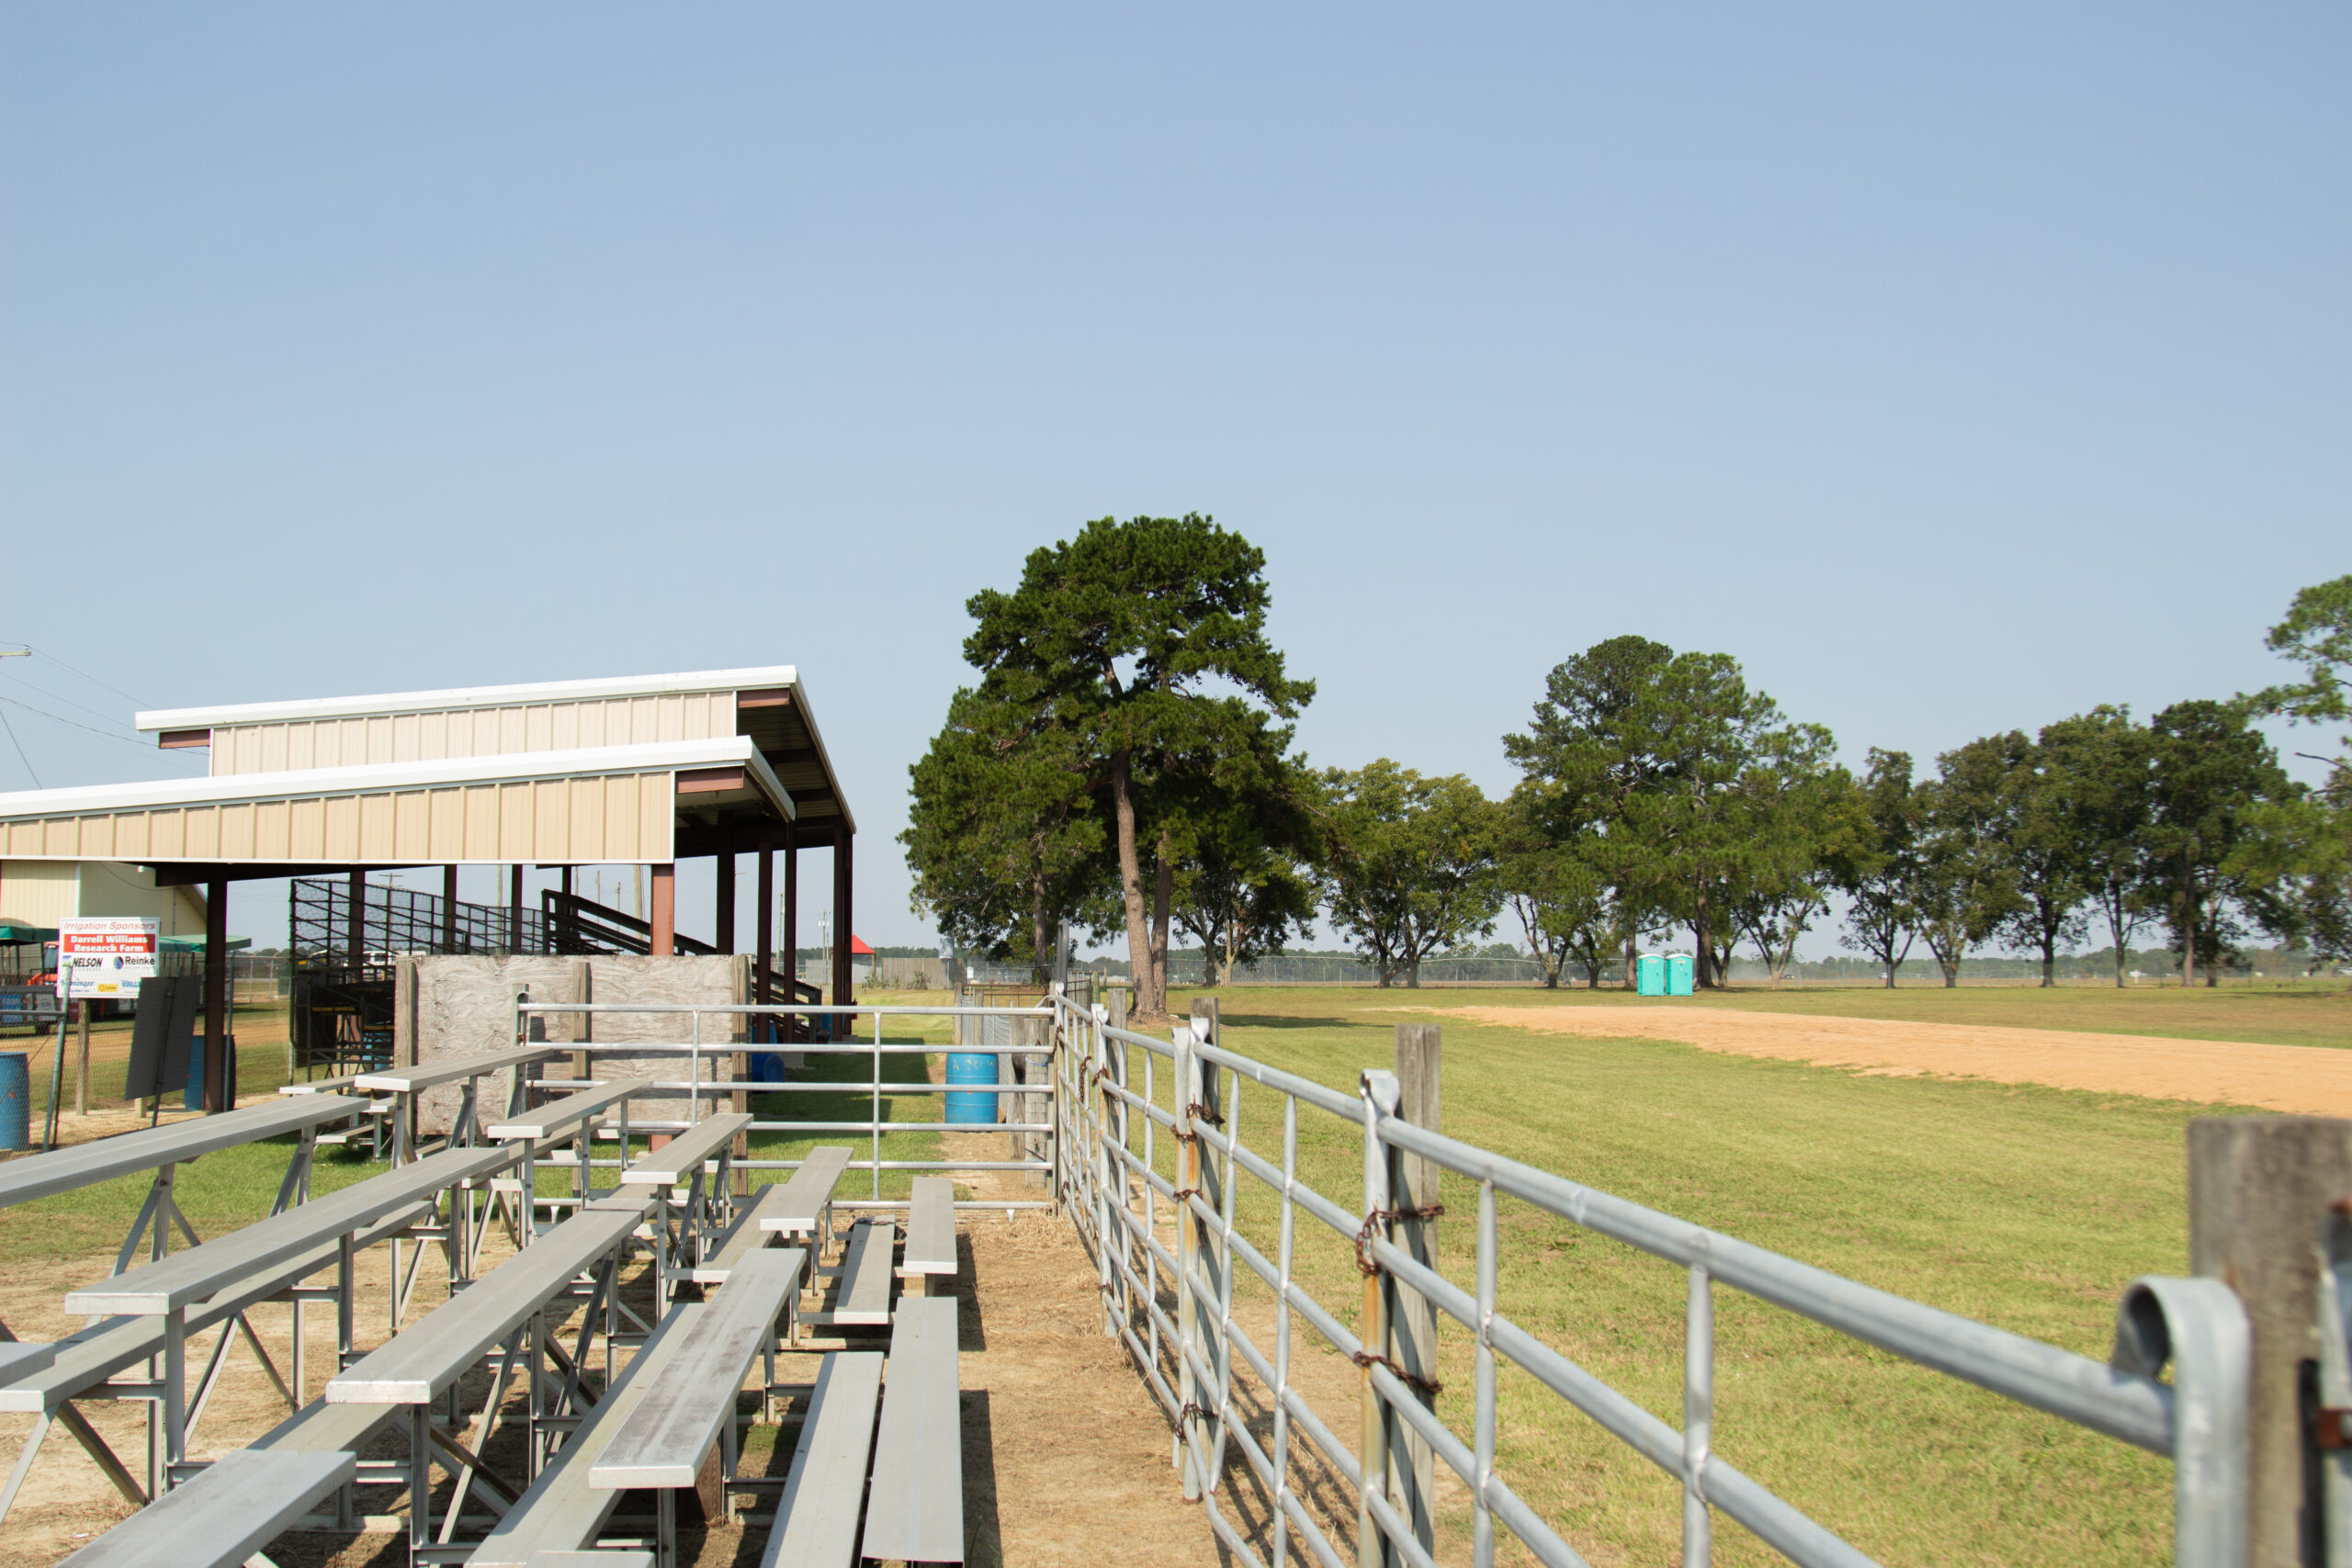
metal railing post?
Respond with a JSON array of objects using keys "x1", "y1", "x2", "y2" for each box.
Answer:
[
  {"x1": 1174, "y1": 1021, "x2": 1202, "y2": 1499},
  {"x1": 1359, "y1": 1067, "x2": 1401, "y2": 1568},
  {"x1": 1475, "y1": 1177, "x2": 1498, "y2": 1568},
  {"x1": 1685, "y1": 1253, "x2": 1714, "y2": 1568}
]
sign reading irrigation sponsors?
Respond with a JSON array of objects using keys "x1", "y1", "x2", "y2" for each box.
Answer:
[{"x1": 56, "y1": 917, "x2": 161, "y2": 1001}]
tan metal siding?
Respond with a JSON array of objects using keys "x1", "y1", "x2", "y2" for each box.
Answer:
[{"x1": 0, "y1": 860, "x2": 80, "y2": 925}]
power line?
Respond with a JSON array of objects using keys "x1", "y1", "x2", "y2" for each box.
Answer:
[
  {"x1": 24, "y1": 646, "x2": 151, "y2": 709},
  {"x1": 0, "y1": 692, "x2": 199, "y2": 758},
  {"x1": 0, "y1": 668, "x2": 141, "y2": 730},
  {"x1": 0, "y1": 706, "x2": 40, "y2": 787}
]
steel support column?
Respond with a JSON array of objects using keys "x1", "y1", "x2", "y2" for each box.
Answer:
[
  {"x1": 650, "y1": 863, "x2": 675, "y2": 956},
  {"x1": 715, "y1": 852, "x2": 736, "y2": 955},
  {"x1": 831, "y1": 831, "x2": 853, "y2": 1011},
  {"x1": 204, "y1": 878, "x2": 230, "y2": 1113}
]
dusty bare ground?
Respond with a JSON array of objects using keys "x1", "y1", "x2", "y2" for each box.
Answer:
[
  {"x1": 1, "y1": 1147, "x2": 1246, "y2": 1565},
  {"x1": 1432, "y1": 1004, "x2": 2352, "y2": 1112}
]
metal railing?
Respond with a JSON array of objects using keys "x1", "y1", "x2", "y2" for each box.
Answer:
[
  {"x1": 510, "y1": 999, "x2": 1057, "y2": 1209},
  {"x1": 1045, "y1": 993, "x2": 2251, "y2": 1568}
]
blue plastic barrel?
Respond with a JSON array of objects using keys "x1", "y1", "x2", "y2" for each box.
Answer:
[
  {"x1": 0, "y1": 1052, "x2": 28, "y2": 1150},
  {"x1": 749, "y1": 1052, "x2": 787, "y2": 1085},
  {"x1": 944, "y1": 1052, "x2": 1001, "y2": 1124}
]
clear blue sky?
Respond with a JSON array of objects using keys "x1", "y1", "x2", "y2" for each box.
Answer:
[{"x1": 3, "y1": 6, "x2": 2345, "y2": 954}]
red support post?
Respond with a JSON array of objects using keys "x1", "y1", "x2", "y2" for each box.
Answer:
[{"x1": 650, "y1": 863, "x2": 675, "y2": 956}]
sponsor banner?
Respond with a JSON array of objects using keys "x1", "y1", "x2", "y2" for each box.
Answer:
[{"x1": 57, "y1": 917, "x2": 161, "y2": 1000}]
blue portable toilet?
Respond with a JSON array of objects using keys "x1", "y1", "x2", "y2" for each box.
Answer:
[
  {"x1": 1635, "y1": 953, "x2": 1666, "y2": 997},
  {"x1": 1665, "y1": 953, "x2": 1694, "y2": 996}
]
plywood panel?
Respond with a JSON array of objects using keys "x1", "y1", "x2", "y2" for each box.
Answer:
[
  {"x1": 288, "y1": 796, "x2": 326, "y2": 860},
  {"x1": 533, "y1": 780, "x2": 568, "y2": 860},
  {"x1": 149, "y1": 809, "x2": 185, "y2": 860},
  {"x1": 567, "y1": 777, "x2": 605, "y2": 862},
  {"x1": 458, "y1": 784, "x2": 494, "y2": 859},
  {"x1": 254, "y1": 800, "x2": 290, "y2": 861},
  {"x1": 219, "y1": 803, "x2": 256, "y2": 861},
  {"x1": 322, "y1": 795, "x2": 360, "y2": 860},
  {"x1": 428, "y1": 789, "x2": 463, "y2": 860},
  {"x1": 184, "y1": 806, "x2": 220, "y2": 860}
]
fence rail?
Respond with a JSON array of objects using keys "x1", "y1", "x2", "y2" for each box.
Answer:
[{"x1": 1042, "y1": 991, "x2": 2251, "y2": 1568}]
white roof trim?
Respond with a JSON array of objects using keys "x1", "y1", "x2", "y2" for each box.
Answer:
[
  {"x1": 134, "y1": 666, "x2": 802, "y2": 731},
  {"x1": 0, "y1": 738, "x2": 796, "y2": 826}
]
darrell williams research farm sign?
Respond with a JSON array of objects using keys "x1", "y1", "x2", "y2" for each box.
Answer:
[{"x1": 56, "y1": 917, "x2": 159, "y2": 1001}]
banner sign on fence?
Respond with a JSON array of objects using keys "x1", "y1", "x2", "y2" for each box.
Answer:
[{"x1": 55, "y1": 917, "x2": 161, "y2": 1000}]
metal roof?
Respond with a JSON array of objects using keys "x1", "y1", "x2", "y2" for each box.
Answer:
[
  {"x1": 133, "y1": 665, "x2": 803, "y2": 731},
  {"x1": 0, "y1": 737, "x2": 793, "y2": 823}
]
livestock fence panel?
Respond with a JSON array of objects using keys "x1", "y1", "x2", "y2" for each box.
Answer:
[{"x1": 1042, "y1": 991, "x2": 2251, "y2": 1568}]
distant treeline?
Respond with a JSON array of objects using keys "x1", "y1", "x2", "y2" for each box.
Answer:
[{"x1": 902, "y1": 513, "x2": 2352, "y2": 1002}]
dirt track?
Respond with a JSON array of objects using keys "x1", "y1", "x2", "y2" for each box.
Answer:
[{"x1": 1433, "y1": 1005, "x2": 2352, "y2": 1114}]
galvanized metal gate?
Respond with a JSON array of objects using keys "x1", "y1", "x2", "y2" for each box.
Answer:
[{"x1": 1046, "y1": 995, "x2": 2251, "y2": 1568}]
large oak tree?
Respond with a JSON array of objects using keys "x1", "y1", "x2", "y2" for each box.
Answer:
[{"x1": 956, "y1": 514, "x2": 1312, "y2": 1016}]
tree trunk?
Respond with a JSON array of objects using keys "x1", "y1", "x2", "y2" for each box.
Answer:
[
  {"x1": 1030, "y1": 869, "x2": 1052, "y2": 986},
  {"x1": 1111, "y1": 748, "x2": 1155, "y2": 1010},
  {"x1": 1405, "y1": 953, "x2": 1421, "y2": 989},
  {"x1": 2180, "y1": 851, "x2": 2197, "y2": 989},
  {"x1": 2108, "y1": 893, "x2": 2129, "y2": 988},
  {"x1": 1692, "y1": 886, "x2": 1713, "y2": 989},
  {"x1": 1622, "y1": 927, "x2": 1637, "y2": 989},
  {"x1": 1148, "y1": 834, "x2": 1174, "y2": 1016},
  {"x1": 2040, "y1": 922, "x2": 2055, "y2": 988}
]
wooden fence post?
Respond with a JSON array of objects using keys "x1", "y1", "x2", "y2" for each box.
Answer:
[
  {"x1": 2189, "y1": 1115, "x2": 2352, "y2": 1567},
  {"x1": 1393, "y1": 1022, "x2": 1442, "y2": 1560}
]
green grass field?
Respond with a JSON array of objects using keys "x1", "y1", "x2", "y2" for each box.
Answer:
[
  {"x1": 1, "y1": 981, "x2": 2312, "y2": 1562},
  {"x1": 0, "y1": 999, "x2": 954, "y2": 1260},
  {"x1": 1148, "y1": 985, "x2": 2264, "y2": 1567}
]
